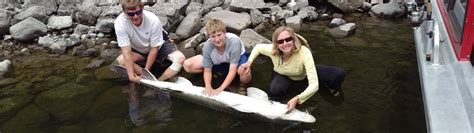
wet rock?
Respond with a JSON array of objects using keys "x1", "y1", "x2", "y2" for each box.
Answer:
[
  {"x1": 82, "y1": 48, "x2": 99, "y2": 57},
  {"x1": 95, "y1": 65, "x2": 121, "y2": 80},
  {"x1": 239, "y1": 29, "x2": 271, "y2": 52},
  {"x1": 90, "y1": 118, "x2": 128, "y2": 133},
  {"x1": 332, "y1": 13, "x2": 343, "y2": 18},
  {"x1": 0, "y1": 95, "x2": 34, "y2": 123},
  {"x1": 100, "y1": 48, "x2": 120, "y2": 59},
  {"x1": 329, "y1": 18, "x2": 346, "y2": 28},
  {"x1": 0, "y1": 78, "x2": 19, "y2": 88},
  {"x1": 204, "y1": 10, "x2": 251, "y2": 33},
  {"x1": 0, "y1": 59, "x2": 11, "y2": 79},
  {"x1": 84, "y1": 86, "x2": 127, "y2": 124},
  {"x1": 75, "y1": 73, "x2": 95, "y2": 84},
  {"x1": 86, "y1": 59, "x2": 104, "y2": 69},
  {"x1": 47, "y1": 16, "x2": 73, "y2": 30},
  {"x1": 19, "y1": 48, "x2": 30, "y2": 56},
  {"x1": 1, "y1": 104, "x2": 51, "y2": 133},
  {"x1": 34, "y1": 83, "x2": 100, "y2": 122},
  {"x1": 9, "y1": 17, "x2": 48, "y2": 42},
  {"x1": 176, "y1": 12, "x2": 201, "y2": 39},
  {"x1": 319, "y1": 13, "x2": 331, "y2": 21},
  {"x1": 49, "y1": 39, "x2": 68, "y2": 54},
  {"x1": 57, "y1": 124, "x2": 85, "y2": 133},
  {"x1": 361, "y1": 2, "x2": 372, "y2": 12},
  {"x1": 328, "y1": 23, "x2": 357, "y2": 38}
]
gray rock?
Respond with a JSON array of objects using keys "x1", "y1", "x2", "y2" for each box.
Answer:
[
  {"x1": 75, "y1": 4, "x2": 103, "y2": 25},
  {"x1": 250, "y1": 9, "x2": 264, "y2": 27},
  {"x1": 319, "y1": 13, "x2": 331, "y2": 21},
  {"x1": 57, "y1": 1, "x2": 78, "y2": 16},
  {"x1": 328, "y1": 23, "x2": 357, "y2": 38},
  {"x1": 176, "y1": 12, "x2": 201, "y2": 39},
  {"x1": 10, "y1": 17, "x2": 48, "y2": 42},
  {"x1": 186, "y1": 2, "x2": 204, "y2": 16},
  {"x1": 0, "y1": 59, "x2": 11, "y2": 79},
  {"x1": 184, "y1": 33, "x2": 206, "y2": 49},
  {"x1": 82, "y1": 48, "x2": 99, "y2": 57},
  {"x1": 203, "y1": 0, "x2": 224, "y2": 10},
  {"x1": 229, "y1": 0, "x2": 265, "y2": 12},
  {"x1": 12, "y1": 6, "x2": 48, "y2": 24},
  {"x1": 74, "y1": 24, "x2": 93, "y2": 35},
  {"x1": 329, "y1": 18, "x2": 346, "y2": 28},
  {"x1": 0, "y1": 9, "x2": 11, "y2": 37},
  {"x1": 99, "y1": 5, "x2": 122, "y2": 19},
  {"x1": 49, "y1": 39, "x2": 68, "y2": 54},
  {"x1": 204, "y1": 10, "x2": 251, "y2": 33},
  {"x1": 22, "y1": 0, "x2": 58, "y2": 15},
  {"x1": 297, "y1": 6, "x2": 318, "y2": 21},
  {"x1": 269, "y1": 5, "x2": 282, "y2": 14},
  {"x1": 97, "y1": 33, "x2": 105, "y2": 38},
  {"x1": 361, "y1": 2, "x2": 372, "y2": 11},
  {"x1": 99, "y1": 48, "x2": 120, "y2": 59},
  {"x1": 287, "y1": 1, "x2": 308, "y2": 11},
  {"x1": 170, "y1": 0, "x2": 190, "y2": 6},
  {"x1": 332, "y1": 13, "x2": 343, "y2": 18},
  {"x1": 95, "y1": 18, "x2": 115, "y2": 33},
  {"x1": 275, "y1": 10, "x2": 294, "y2": 20},
  {"x1": 38, "y1": 35, "x2": 56, "y2": 47},
  {"x1": 285, "y1": 16, "x2": 301, "y2": 32},
  {"x1": 370, "y1": 2, "x2": 405, "y2": 18},
  {"x1": 47, "y1": 16, "x2": 73, "y2": 30},
  {"x1": 328, "y1": 0, "x2": 364, "y2": 13},
  {"x1": 239, "y1": 29, "x2": 271, "y2": 52},
  {"x1": 0, "y1": 0, "x2": 20, "y2": 10},
  {"x1": 82, "y1": 0, "x2": 120, "y2": 6}
]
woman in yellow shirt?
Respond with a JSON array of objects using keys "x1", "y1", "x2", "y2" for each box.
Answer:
[{"x1": 240, "y1": 26, "x2": 345, "y2": 111}]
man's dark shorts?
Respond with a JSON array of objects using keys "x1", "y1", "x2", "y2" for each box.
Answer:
[
  {"x1": 211, "y1": 52, "x2": 249, "y2": 74},
  {"x1": 132, "y1": 40, "x2": 177, "y2": 69}
]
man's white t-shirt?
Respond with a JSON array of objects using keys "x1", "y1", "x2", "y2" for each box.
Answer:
[{"x1": 114, "y1": 10, "x2": 165, "y2": 54}]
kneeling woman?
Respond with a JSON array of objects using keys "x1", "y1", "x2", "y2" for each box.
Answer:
[{"x1": 240, "y1": 26, "x2": 345, "y2": 111}]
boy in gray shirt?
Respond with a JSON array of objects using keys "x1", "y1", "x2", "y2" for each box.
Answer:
[{"x1": 183, "y1": 19, "x2": 251, "y2": 96}]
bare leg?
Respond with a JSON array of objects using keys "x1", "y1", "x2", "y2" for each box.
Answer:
[
  {"x1": 183, "y1": 55, "x2": 204, "y2": 73},
  {"x1": 237, "y1": 65, "x2": 252, "y2": 95}
]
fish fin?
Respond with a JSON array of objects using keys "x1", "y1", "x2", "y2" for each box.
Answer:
[
  {"x1": 141, "y1": 68, "x2": 158, "y2": 81},
  {"x1": 246, "y1": 87, "x2": 269, "y2": 101},
  {"x1": 175, "y1": 77, "x2": 193, "y2": 86},
  {"x1": 231, "y1": 103, "x2": 254, "y2": 113},
  {"x1": 113, "y1": 65, "x2": 128, "y2": 75}
]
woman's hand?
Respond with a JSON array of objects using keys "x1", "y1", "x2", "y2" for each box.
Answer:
[{"x1": 286, "y1": 96, "x2": 299, "y2": 113}]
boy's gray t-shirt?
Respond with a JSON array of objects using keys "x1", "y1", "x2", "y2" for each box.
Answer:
[{"x1": 202, "y1": 33, "x2": 246, "y2": 68}]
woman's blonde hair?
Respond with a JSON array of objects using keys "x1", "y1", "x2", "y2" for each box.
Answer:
[
  {"x1": 271, "y1": 26, "x2": 308, "y2": 56},
  {"x1": 205, "y1": 19, "x2": 226, "y2": 35},
  {"x1": 121, "y1": 0, "x2": 144, "y2": 11}
]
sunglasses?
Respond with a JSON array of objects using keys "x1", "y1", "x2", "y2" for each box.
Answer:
[
  {"x1": 126, "y1": 9, "x2": 143, "y2": 17},
  {"x1": 276, "y1": 37, "x2": 293, "y2": 44}
]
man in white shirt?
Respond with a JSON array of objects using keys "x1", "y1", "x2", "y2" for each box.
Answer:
[{"x1": 115, "y1": 0, "x2": 185, "y2": 126}]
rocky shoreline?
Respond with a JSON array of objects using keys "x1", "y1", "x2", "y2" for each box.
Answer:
[{"x1": 0, "y1": 0, "x2": 408, "y2": 77}]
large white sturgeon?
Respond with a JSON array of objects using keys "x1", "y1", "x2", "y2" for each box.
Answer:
[{"x1": 114, "y1": 65, "x2": 316, "y2": 123}]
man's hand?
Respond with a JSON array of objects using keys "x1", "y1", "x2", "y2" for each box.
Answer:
[
  {"x1": 129, "y1": 73, "x2": 141, "y2": 83},
  {"x1": 286, "y1": 96, "x2": 299, "y2": 113}
]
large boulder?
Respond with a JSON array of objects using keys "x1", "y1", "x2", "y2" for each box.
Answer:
[
  {"x1": 328, "y1": 0, "x2": 364, "y2": 13},
  {"x1": 9, "y1": 17, "x2": 47, "y2": 42},
  {"x1": 22, "y1": 0, "x2": 58, "y2": 15},
  {"x1": 175, "y1": 12, "x2": 201, "y2": 40},
  {"x1": 239, "y1": 29, "x2": 271, "y2": 52},
  {"x1": 229, "y1": 0, "x2": 265, "y2": 12},
  {"x1": 204, "y1": 10, "x2": 251, "y2": 33},
  {"x1": 57, "y1": 0, "x2": 80, "y2": 16},
  {"x1": 12, "y1": 6, "x2": 48, "y2": 24},
  {"x1": 47, "y1": 16, "x2": 73, "y2": 30},
  {"x1": 186, "y1": 2, "x2": 205, "y2": 15},
  {"x1": 297, "y1": 6, "x2": 318, "y2": 21},
  {"x1": 370, "y1": 2, "x2": 405, "y2": 18},
  {"x1": 75, "y1": 4, "x2": 103, "y2": 26},
  {"x1": 95, "y1": 18, "x2": 115, "y2": 33},
  {"x1": 250, "y1": 9, "x2": 264, "y2": 27},
  {"x1": 285, "y1": 16, "x2": 302, "y2": 32}
]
